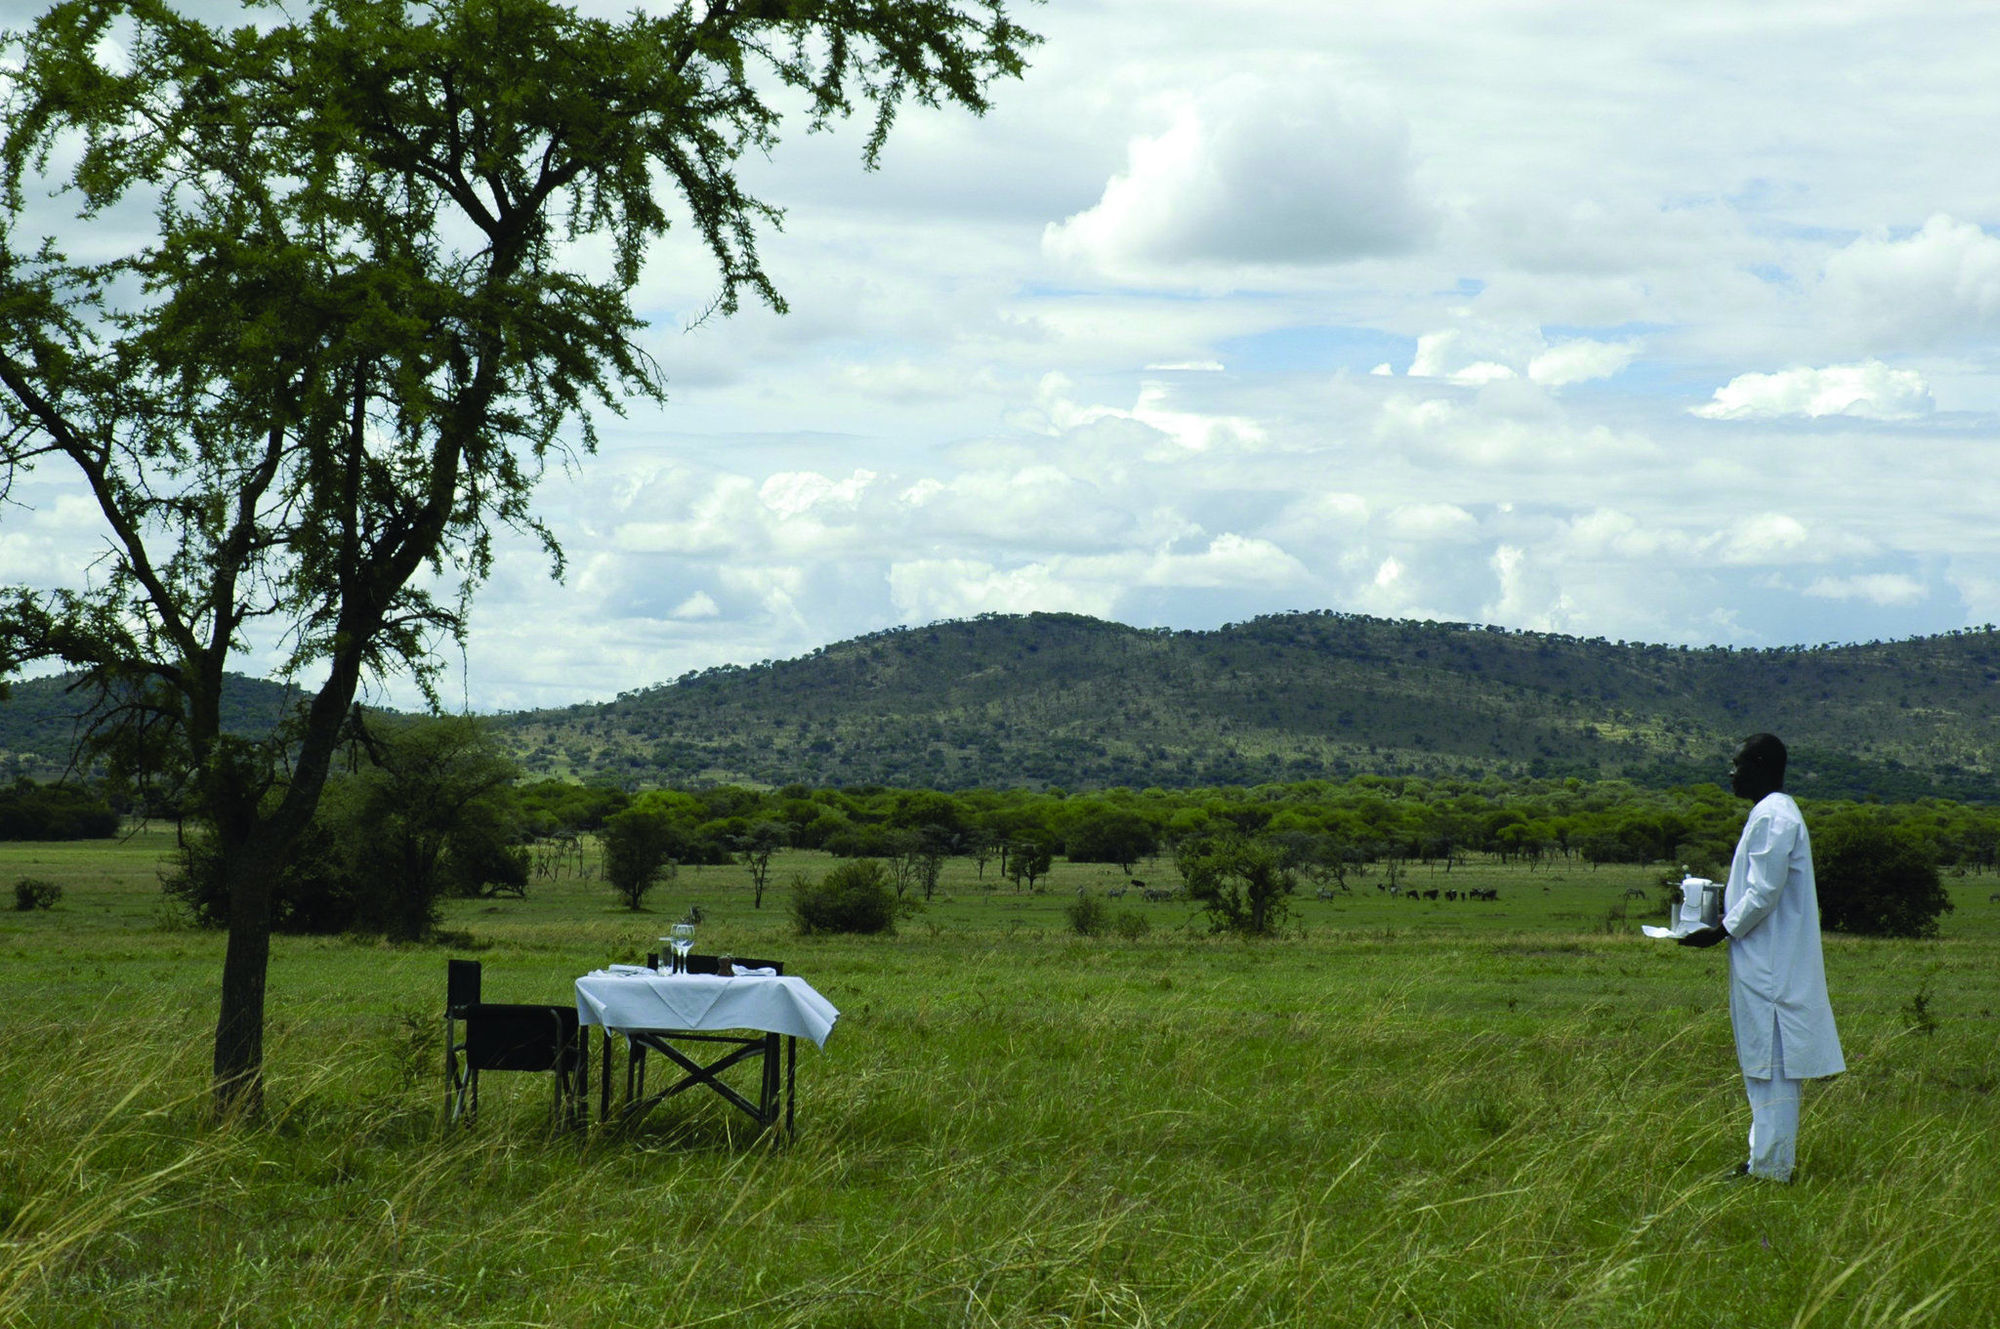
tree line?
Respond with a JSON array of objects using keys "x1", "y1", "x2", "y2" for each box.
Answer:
[{"x1": 75, "y1": 714, "x2": 1966, "y2": 943}]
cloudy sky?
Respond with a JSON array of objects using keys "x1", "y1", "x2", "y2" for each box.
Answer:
[{"x1": 8, "y1": 0, "x2": 2000, "y2": 712}]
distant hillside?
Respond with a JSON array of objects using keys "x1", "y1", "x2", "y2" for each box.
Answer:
[
  {"x1": 0, "y1": 672, "x2": 309, "y2": 782},
  {"x1": 490, "y1": 612, "x2": 2000, "y2": 801}
]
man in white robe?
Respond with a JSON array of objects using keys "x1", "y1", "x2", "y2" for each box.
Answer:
[{"x1": 1680, "y1": 733, "x2": 1844, "y2": 1181}]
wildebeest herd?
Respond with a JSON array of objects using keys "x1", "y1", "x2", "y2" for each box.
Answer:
[{"x1": 1091, "y1": 880, "x2": 1500, "y2": 904}]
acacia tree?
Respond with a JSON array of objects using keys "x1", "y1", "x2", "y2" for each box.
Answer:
[{"x1": 0, "y1": 0, "x2": 1035, "y2": 1111}]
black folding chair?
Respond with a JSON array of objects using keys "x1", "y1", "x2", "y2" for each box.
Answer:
[
  {"x1": 446, "y1": 960, "x2": 587, "y2": 1126},
  {"x1": 445, "y1": 958, "x2": 481, "y2": 1109},
  {"x1": 683, "y1": 954, "x2": 785, "y2": 977}
]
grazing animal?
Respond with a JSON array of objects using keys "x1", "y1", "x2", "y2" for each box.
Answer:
[
  {"x1": 1106, "y1": 886, "x2": 1127, "y2": 899},
  {"x1": 682, "y1": 904, "x2": 705, "y2": 924},
  {"x1": 1143, "y1": 887, "x2": 1175, "y2": 903},
  {"x1": 1990, "y1": 892, "x2": 2000, "y2": 903},
  {"x1": 1129, "y1": 879, "x2": 1147, "y2": 892},
  {"x1": 1424, "y1": 889, "x2": 1440, "y2": 901},
  {"x1": 1316, "y1": 886, "x2": 1336, "y2": 901},
  {"x1": 1621, "y1": 887, "x2": 1649, "y2": 900}
]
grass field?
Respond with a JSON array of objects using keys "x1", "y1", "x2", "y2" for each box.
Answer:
[{"x1": 2, "y1": 829, "x2": 1997, "y2": 1327}]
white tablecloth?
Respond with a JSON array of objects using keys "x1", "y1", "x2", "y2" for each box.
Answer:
[{"x1": 575, "y1": 971, "x2": 840, "y2": 1049}]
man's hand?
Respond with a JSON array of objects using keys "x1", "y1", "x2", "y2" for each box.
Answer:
[{"x1": 1677, "y1": 925, "x2": 1728, "y2": 948}]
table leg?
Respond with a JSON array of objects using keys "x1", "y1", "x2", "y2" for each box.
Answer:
[
  {"x1": 599, "y1": 1028, "x2": 612, "y2": 1123},
  {"x1": 759, "y1": 1032, "x2": 779, "y2": 1128},
  {"x1": 786, "y1": 1035, "x2": 797, "y2": 1137}
]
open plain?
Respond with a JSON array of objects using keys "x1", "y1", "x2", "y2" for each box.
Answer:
[{"x1": 3, "y1": 828, "x2": 1997, "y2": 1327}]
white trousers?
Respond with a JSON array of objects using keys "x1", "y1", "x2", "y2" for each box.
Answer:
[{"x1": 1743, "y1": 1016, "x2": 1800, "y2": 1181}]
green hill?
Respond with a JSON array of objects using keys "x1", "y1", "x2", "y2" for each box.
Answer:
[
  {"x1": 7, "y1": 613, "x2": 1995, "y2": 799},
  {"x1": 489, "y1": 612, "x2": 2000, "y2": 801},
  {"x1": 0, "y1": 672, "x2": 309, "y2": 783}
]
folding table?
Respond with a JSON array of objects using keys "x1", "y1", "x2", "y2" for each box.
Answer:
[{"x1": 575, "y1": 967, "x2": 839, "y2": 1134}]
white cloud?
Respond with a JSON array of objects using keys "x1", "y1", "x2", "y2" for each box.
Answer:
[
  {"x1": 1382, "y1": 502, "x2": 1478, "y2": 543},
  {"x1": 1409, "y1": 325, "x2": 1636, "y2": 390},
  {"x1": 1820, "y1": 214, "x2": 2000, "y2": 350},
  {"x1": 1691, "y1": 361, "x2": 1932, "y2": 420},
  {"x1": 1008, "y1": 373, "x2": 1266, "y2": 457},
  {"x1": 1408, "y1": 327, "x2": 1530, "y2": 383},
  {"x1": 759, "y1": 469, "x2": 878, "y2": 518},
  {"x1": 669, "y1": 591, "x2": 722, "y2": 620},
  {"x1": 1044, "y1": 75, "x2": 1430, "y2": 278},
  {"x1": 887, "y1": 558, "x2": 1120, "y2": 623},
  {"x1": 885, "y1": 533, "x2": 1308, "y2": 625},
  {"x1": 1803, "y1": 573, "x2": 1926, "y2": 606},
  {"x1": 1718, "y1": 513, "x2": 1812, "y2": 565},
  {"x1": 1528, "y1": 339, "x2": 1639, "y2": 387}
]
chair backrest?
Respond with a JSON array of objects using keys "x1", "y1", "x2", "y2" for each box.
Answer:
[
  {"x1": 465, "y1": 1003, "x2": 580, "y2": 1073},
  {"x1": 446, "y1": 959, "x2": 482, "y2": 1016},
  {"x1": 685, "y1": 953, "x2": 785, "y2": 976}
]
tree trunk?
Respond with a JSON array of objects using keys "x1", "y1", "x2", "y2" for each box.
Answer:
[{"x1": 213, "y1": 827, "x2": 280, "y2": 1116}]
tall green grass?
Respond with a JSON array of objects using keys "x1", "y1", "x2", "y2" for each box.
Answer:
[{"x1": 2, "y1": 833, "x2": 1997, "y2": 1325}]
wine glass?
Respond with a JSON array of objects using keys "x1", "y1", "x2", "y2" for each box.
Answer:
[{"x1": 670, "y1": 922, "x2": 696, "y2": 973}]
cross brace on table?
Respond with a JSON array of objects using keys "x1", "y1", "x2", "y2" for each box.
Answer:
[{"x1": 596, "y1": 1027, "x2": 797, "y2": 1135}]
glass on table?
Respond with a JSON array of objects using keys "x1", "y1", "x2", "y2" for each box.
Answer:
[{"x1": 669, "y1": 922, "x2": 696, "y2": 972}]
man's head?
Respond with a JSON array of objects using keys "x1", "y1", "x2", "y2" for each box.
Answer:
[{"x1": 1730, "y1": 733, "x2": 1787, "y2": 800}]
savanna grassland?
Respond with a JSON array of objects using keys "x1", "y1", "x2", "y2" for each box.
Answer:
[{"x1": 3, "y1": 829, "x2": 1998, "y2": 1327}]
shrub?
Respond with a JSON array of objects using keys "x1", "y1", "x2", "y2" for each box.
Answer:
[
  {"x1": 1178, "y1": 834, "x2": 1295, "y2": 937},
  {"x1": 1113, "y1": 908, "x2": 1150, "y2": 940},
  {"x1": 1816, "y1": 820, "x2": 1954, "y2": 939},
  {"x1": 1064, "y1": 893, "x2": 1109, "y2": 937},
  {"x1": 12, "y1": 877, "x2": 61, "y2": 911},
  {"x1": 601, "y1": 807, "x2": 679, "y2": 911},
  {"x1": 0, "y1": 780, "x2": 119, "y2": 840},
  {"x1": 792, "y1": 859, "x2": 897, "y2": 935}
]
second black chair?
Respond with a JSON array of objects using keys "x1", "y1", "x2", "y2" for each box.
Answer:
[
  {"x1": 681, "y1": 954, "x2": 785, "y2": 976},
  {"x1": 445, "y1": 959, "x2": 586, "y2": 1126}
]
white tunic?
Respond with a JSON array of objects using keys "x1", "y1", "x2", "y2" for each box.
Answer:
[{"x1": 1722, "y1": 792, "x2": 1845, "y2": 1081}]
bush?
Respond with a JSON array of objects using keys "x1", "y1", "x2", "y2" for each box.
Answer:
[
  {"x1": 161, "y1": 819, "x2": 357, "y2": 934},
  {"x1": 602, "y1": 807, "x2": 679, "y2": 910},
  {"x1": 12, "y1": 877, "x2": 61, "y2": 911},
  {"x1": 792, "y1": 859, "x2": 898, "y2": 935},
  {"x1": 0, "y1": 780, "x2": 119, "y2": 840},
  {"x1": 1064, "y1": 893, "x2": 1109, "y2": 937},
  {"x1": 1817, "y1": 820, "x2": 1955, "y2": 939},
  {"x1": 1113, "y1": 908, "x2": 1149, "y2": 940},
  {"x1": 1177, "y1": 834, "x2": 1295, "y2": 936}
]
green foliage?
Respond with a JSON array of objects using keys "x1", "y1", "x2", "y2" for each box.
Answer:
[
  {"x1": 1060, "y1": 802, "x2": 1158, "y2": 871},
  {"x1": 791, "y1": 858, "x2": 897, "y2": 936},
  {"x1": 162, "y1": 819, "x2": 355, "y2": 934},
  {"x1": 1064, "y1": 892, "x2": 1109, "y2": 937},
  {"x1": 11, "y1": 875, "x2": 59, "y2": 910},
  {"x1": 160, "y1": 716, "x2": 524, "y2": 939},
  {"x1": 0, "y1": 778, "x2": 118, "y2": 840},
  {"x1": 1902, "y1": 976, "x2": 1940, "y2": 1037},
  {"x1": 1004, "y1": 835, "x2": 1054, "y2": 891},
  {"x1": 1817, "y1": 820, "x2": 1955, "y2": 939},
  {"x1": 1178, "y1": 835, "x2": 1295, "y2": 937},
  {"x1": 515, "y1": 780, "x2": 629, "y2": 836},
  {"x1": 600, "y1": 807, "x2": 679, "y2": 911}
]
